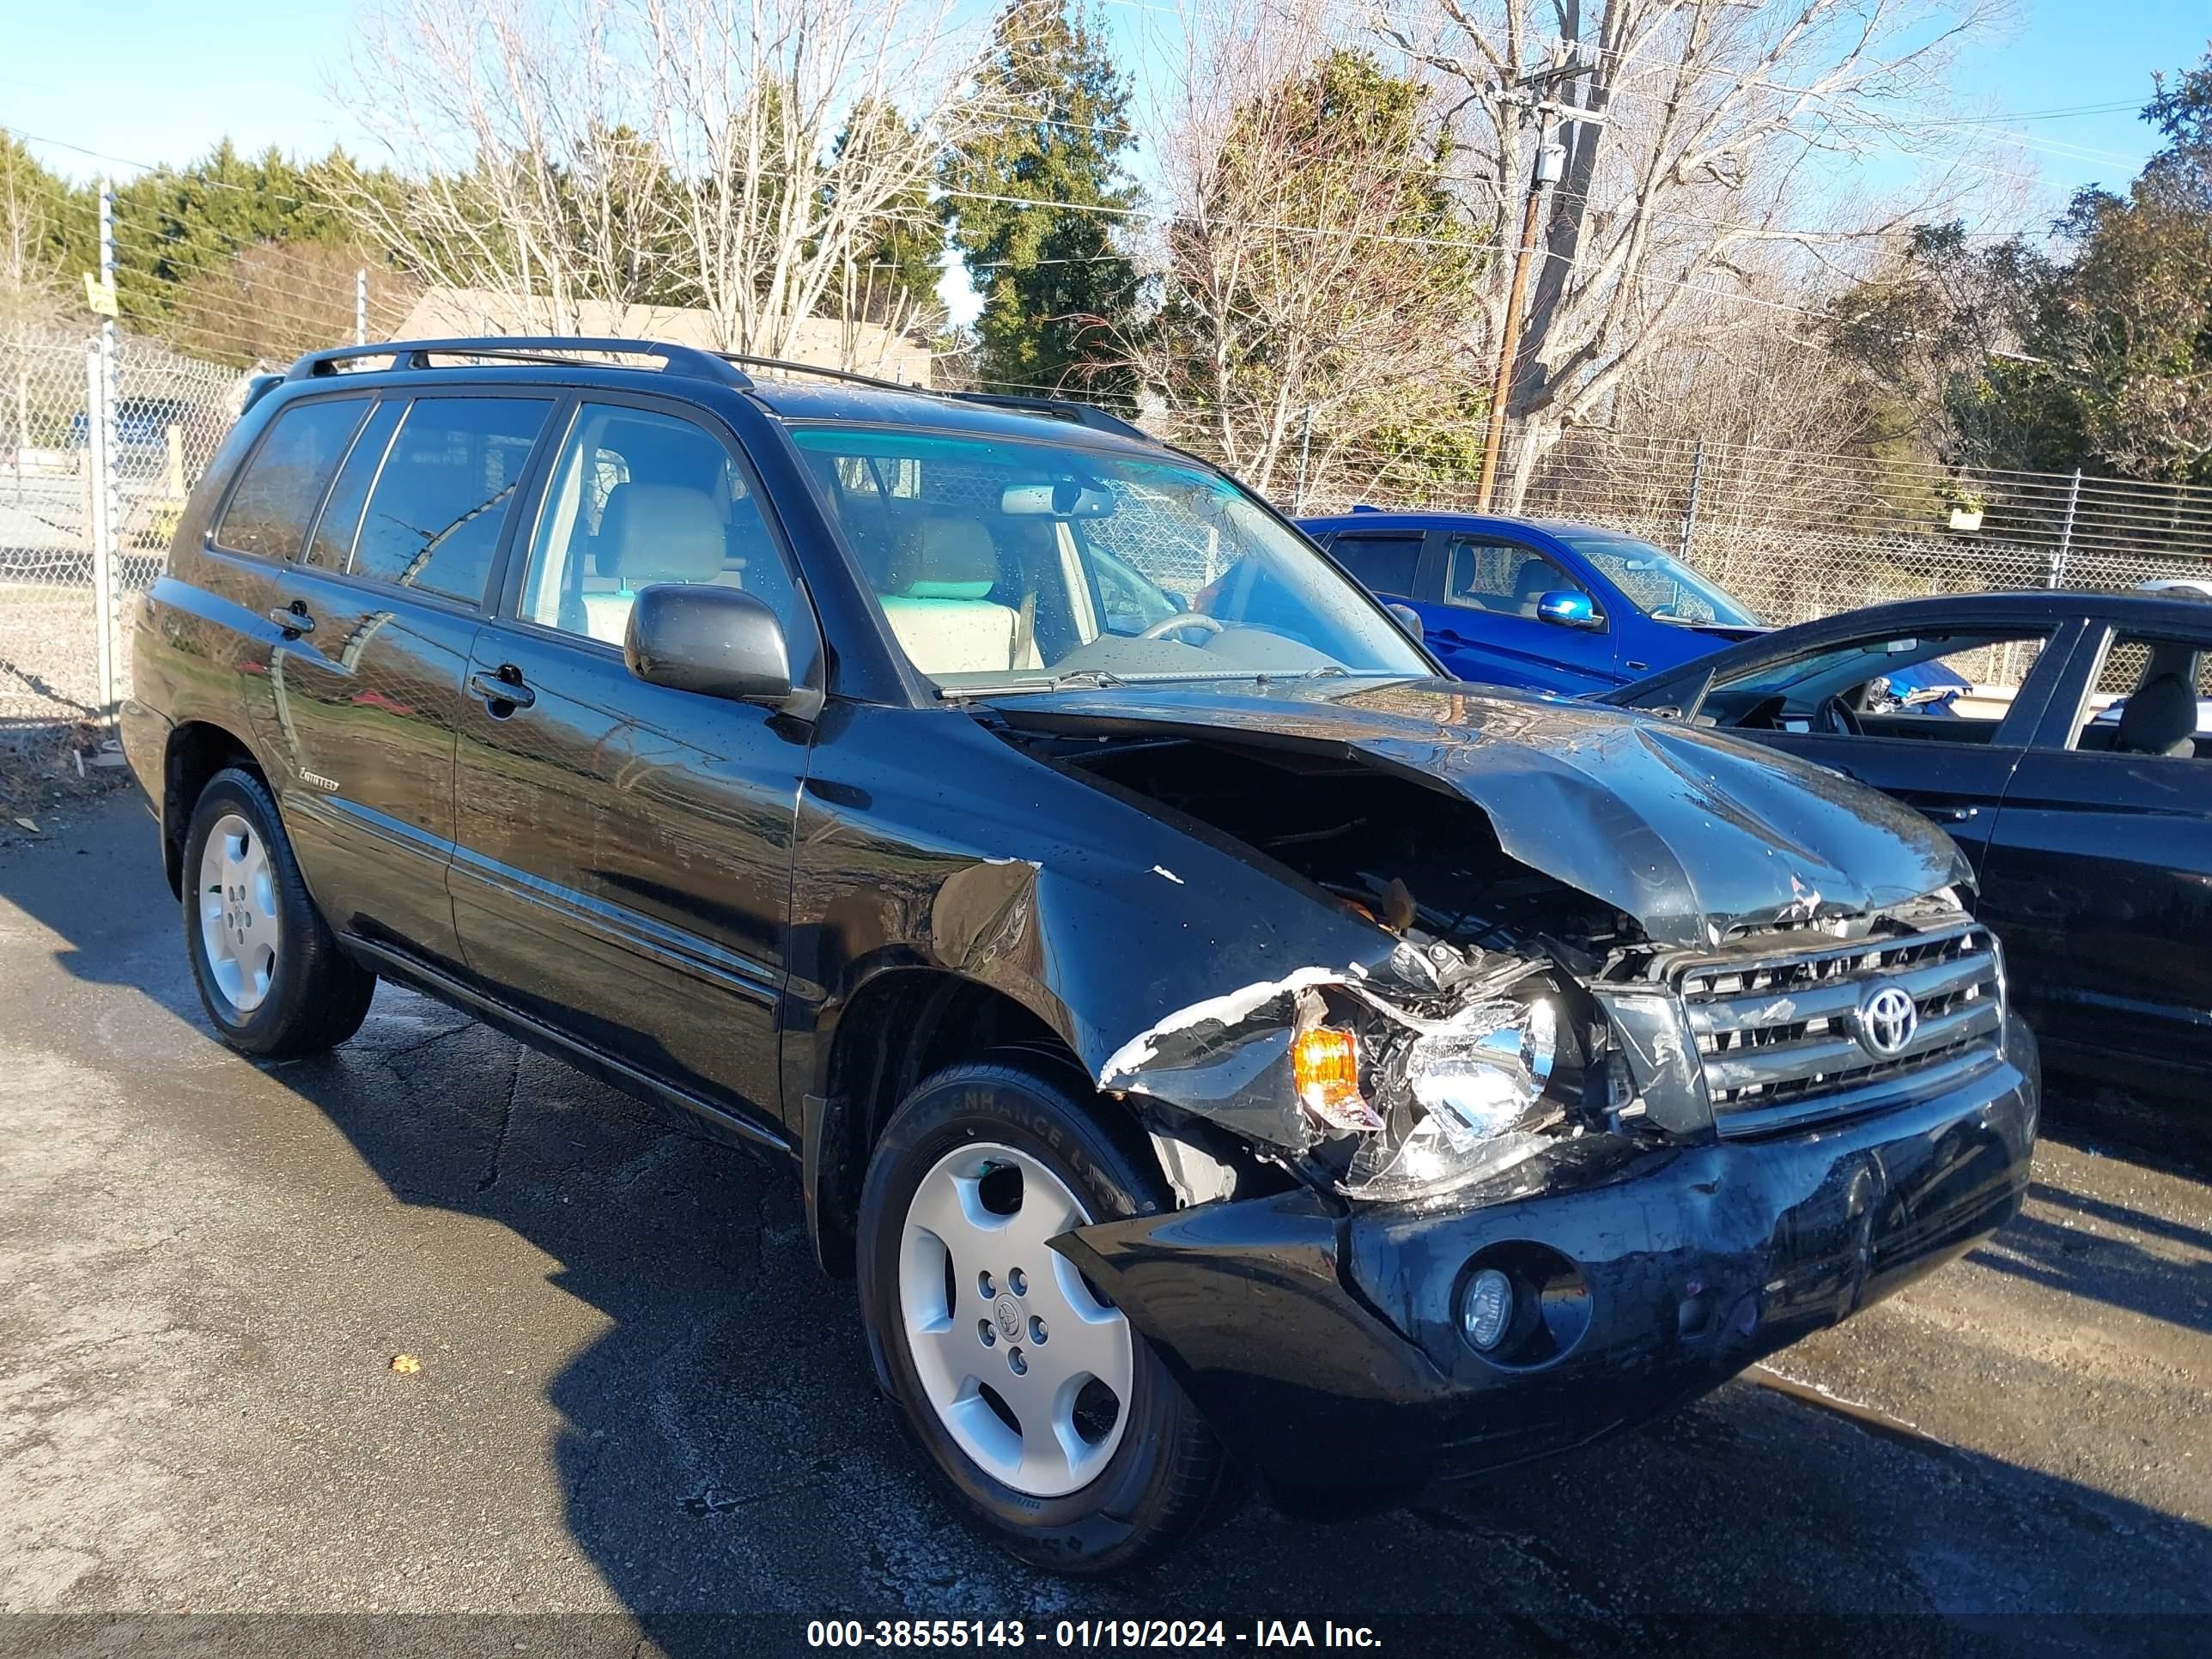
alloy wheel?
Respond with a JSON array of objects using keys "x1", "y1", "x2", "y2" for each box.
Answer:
[{"x1": 198, "y1": 811, "x2": 280, "y2": 1015}]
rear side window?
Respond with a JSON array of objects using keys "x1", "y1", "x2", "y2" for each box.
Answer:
[
  {"x1": 304, "y1": 400, "x2": 405, "y2": 570},
  {"x1": 1328, "y1": 533, "x2": 1422, "y2": 599},
  {"x1": 215, "y1": 398, "x2": 368, "y2": 557},
  {"x1": 349, "y1": 397, "x2": 552, "y2": 605},
  {"x1": 2075, "y1": 633, "x2": 2210, "y2": 756}
]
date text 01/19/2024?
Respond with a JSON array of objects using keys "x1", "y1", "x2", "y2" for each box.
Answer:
[{"x1": 804, "y1": 1620, "x2": 1382, "y2": 1649}]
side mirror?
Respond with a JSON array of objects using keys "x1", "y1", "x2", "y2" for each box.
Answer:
[
  {"x1": 1537, "y1": 590, "x2": 1603, "y2": 631},
  {"x1": 1386, "y1": 603, "x2": 1425, "y2": 643},
  {"x1": 624, "y1": 583, "x2": 793, "y2": 705}
]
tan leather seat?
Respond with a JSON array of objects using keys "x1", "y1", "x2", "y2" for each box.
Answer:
[
  {"x1": 877, "y1": 515, "x2": 1039, "y2": 675},
  {"x1": 580, "y1": 483, "x2": 728, "y2": 644}
]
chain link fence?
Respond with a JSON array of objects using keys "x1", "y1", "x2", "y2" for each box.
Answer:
[
  {"x1": 1291, "y1": 423, "x2": 2212, "y2": 653},
  {"x1": 3, "y1": 328, "x2": 244, "y2": 798},
  {"x1": 10, "y1": 321, "x2": 2212, "y2": 769}
]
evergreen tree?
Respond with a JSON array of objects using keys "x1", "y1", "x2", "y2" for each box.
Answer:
[{"x1": 942, "y1": 0, "x2": 1136, "y2": 404}]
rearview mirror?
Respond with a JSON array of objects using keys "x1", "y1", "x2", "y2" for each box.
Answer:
[
  {"x1": 1387, "y1": 603, "x2": 1425, "y2": 643},
  {"x1": 1001, "y1": 479, "x2": 1114, "y2": 518},
  {"x1": 625, "y1": 583, "x2": 793, "y2": 706},
  {"x1": 1537, "y1": 590, "x2": 1603, "y2": 631}
]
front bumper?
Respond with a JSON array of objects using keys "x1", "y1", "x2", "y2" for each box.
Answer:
[{"x1": 1057, "y1": 1050, "x2": 2036, "y2": 1495}]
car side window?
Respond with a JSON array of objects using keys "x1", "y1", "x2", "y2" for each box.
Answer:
[
  {"x1": 304, "y1": 400, "x2": 405, "y2": 570},
  {"x1": 347, "y1": 397, "x2": 552, "y2": 605},
  {"x1": 1328, "y1": 533, "x2": 1422, "y2": 599},
  {"x1": 1444, "y1": 537, "x2": 1588, "y2": 619},
  {"x1": 2072, "y1": 632, "x2": 2209, "y2": 758},
  {"x1": 1705, "y1": 630, "x2": 2051, "y2": 741},
  {"x1": 213, "y1": 398, "x2": 368, "y2": 557},
  {"x1": 517, "y1": 403, "x2": 802, "y2": 648}
]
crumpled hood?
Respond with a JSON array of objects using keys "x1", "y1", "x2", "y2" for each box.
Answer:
[{"x1": 985, "y1": 678, "x2": 1968, "y2": 949}]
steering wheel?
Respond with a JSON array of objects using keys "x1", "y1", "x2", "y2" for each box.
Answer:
[
  {"x1": 1139, "y1": 611, "x2": 1224, "y2": 642},
  {"x1": 1814, "y1": 695, "x2": 1863, "y2": 737}
]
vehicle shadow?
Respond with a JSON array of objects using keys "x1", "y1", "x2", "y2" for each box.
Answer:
[
  {"x1": 2, "y1": 810, "x2": 2207, "y2": 1656},
  {"x1": 1966, "y1": 1178, "x2": 2212, "y2": 1336}
]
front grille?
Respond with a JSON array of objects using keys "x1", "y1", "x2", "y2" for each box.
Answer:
[{"x1": 1680, "y1": 915, "x2": 2003, "y2": 1138}]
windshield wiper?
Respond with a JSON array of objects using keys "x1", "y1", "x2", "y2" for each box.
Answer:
[{"x1": 938, "y1": 668, "x2": 1130, "y2": 701}]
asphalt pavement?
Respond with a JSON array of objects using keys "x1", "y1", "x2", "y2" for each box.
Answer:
[{"x1": 1, "y1": 796, "x2": 2207, "y2": 1658}]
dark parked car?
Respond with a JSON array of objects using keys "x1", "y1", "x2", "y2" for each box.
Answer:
[
  {"x1": 1299, "y1": 509, "x2": 1968, "y2": 710},
  {"x1": 121, "y1": 338, "x2": 2037, "y2": 1572},
  {"x1": 1607, "y1": 591, "x2": 2212, "y2": 1100}
]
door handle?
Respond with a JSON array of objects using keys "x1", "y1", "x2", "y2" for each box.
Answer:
[
  {"x1": 1928, "y1": 805, "x2": 1980, "y2": 823},
  {"x1": 267, "y1": 605, "x2": 314, "y2": 635},
  {"x1": 470, "y1": 669, "x2": 537, "y2": 712}
]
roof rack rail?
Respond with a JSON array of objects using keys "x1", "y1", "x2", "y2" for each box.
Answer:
[
  {"x1": 940, "y1": 390, "x2": 1152, "y2": 442},
  {"x1": 284, "y1": 337, "x2": 751, "y2": 386},
  {"x1": 711, "y1": 352, "x2": 1154, "y2": 442},
  {"x1": 283, "y1": 337, "x2": 1159, "y2": 444},
  {"x1": 714, "y1": 352, "x2": 919, "y2": 395}
]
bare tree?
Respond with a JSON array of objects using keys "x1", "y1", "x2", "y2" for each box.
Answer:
[
  {"x1": 335, "y1": 0, "x2": 683, "y2": 337},
  {"x1": 1381, "y1": 0, "x2": 2004, "y2": 506},
  {"x1": 334, "y1": 0, "x2": 972, "y2": 367},
  {"x1": 1130, "y1": 3, "x2": 1482, "y2": 498},
  {"x1": 639, "y1": 0, "x2": 971, "y2": 364}
]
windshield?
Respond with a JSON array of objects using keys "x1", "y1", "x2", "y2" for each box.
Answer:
[
  {"x1": 1553, "y1": 530, "x2": 1759, "y2": 628},
  {"x1": 790, "y1": 426, "x2": 1431, "y2": 690}
]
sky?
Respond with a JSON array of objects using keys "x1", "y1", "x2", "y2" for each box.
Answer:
[{"x1": 3, "y1": 0, "x2": 2207, "y2": 325}]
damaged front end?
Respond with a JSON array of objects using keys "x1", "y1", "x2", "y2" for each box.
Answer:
[
  {"x1": 1067, "y1": 901, "x2": 2037, "y2": 1500},
  {"x1": 983, "y1": 687, "x2": 2039, "y2": 1498},
  {"x1": 1100, "y1": 938, "x2": 1609, "y2": 1206}
]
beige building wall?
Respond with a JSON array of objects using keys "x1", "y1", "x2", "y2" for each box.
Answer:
[{"x1": 389, "y1": 289, "x2": 931, "y2": 385}]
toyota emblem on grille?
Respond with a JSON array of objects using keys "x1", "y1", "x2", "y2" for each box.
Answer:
[{"x1": 1855, "y1": 983, "x2": 1919, "y2": 1058}]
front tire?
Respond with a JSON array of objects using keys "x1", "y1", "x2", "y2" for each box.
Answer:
[
  {"x1": 181, "y1": 766, "x2": 374, "y2": 1059},
  {"x1": 858, "y1": 1059, "x2": 1229, "y2": 1574}
]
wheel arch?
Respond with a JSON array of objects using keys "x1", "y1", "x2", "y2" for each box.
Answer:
[
  {"x1": 803, "y1": 963, "x2": 1118, "y2": 1278},
  {"x1": 161, "y1": 720, "x2": 263, "y2": 896}
]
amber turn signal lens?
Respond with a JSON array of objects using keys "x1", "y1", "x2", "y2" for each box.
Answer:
[{"x1": 1292, "y1": 1024, "x2": 1369, "y2": 1127}]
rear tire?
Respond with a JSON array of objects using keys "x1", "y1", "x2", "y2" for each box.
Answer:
[
  {"x1": 181, "y1": 766, "x2": 374, "y2": 1058},
  {"x1": 858, "y1": 1058, "x2": 1230, "y2": 1574}
]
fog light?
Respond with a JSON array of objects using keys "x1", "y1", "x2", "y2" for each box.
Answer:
[{"x1": 1459, "y1": 1267, "x2": 1514, "y2": 1352}]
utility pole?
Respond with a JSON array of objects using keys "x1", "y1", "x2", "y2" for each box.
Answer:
[
  {"x1": 355, "y1": 267, "x2": 368, "y2": 346},
  {"x1": 1475, "y1": 38, "x2": 1605, "y2": 514}
]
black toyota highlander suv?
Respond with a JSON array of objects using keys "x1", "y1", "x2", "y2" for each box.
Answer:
[{"x1": 121, "y1": 337, "x2": 2039, "y2": 1572}]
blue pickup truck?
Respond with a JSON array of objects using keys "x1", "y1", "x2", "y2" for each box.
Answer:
[{"x1": 1297, "y1": 508, "x2": 1772, "y2": 695}]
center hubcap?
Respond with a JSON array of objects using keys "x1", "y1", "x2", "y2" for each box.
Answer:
[{"x1": 897, "y1": 1141, "x2": 1135, "y2": 1498}]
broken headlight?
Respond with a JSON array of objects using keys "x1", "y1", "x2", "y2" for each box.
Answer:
[{"x1": 1337, "y1": 989, "x2": 1562, "y2": 1201}]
